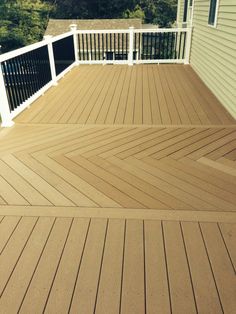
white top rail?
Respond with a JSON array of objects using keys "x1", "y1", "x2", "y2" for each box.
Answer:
[
  {"x1": 50, "y1": 30, "x2": 74, "y2": 43},
  {"x1": 0, "y1": 31, "x2": 74, "y2": 63},
  {"x1": 0, "y1": 27, "x2": 189, "y2": 63},
  {"x1": 134, "y1": 28, "x2": 189, "y2": 33},
  {"x1": 76, "y1": 29, "x2": 130, "y2": 35},
  {"x1": 0, "y1": 40, "x2": 48, "y2": 63},
  {"x1": 76, "y1": 27, "x2": 188, "y2": 35}
]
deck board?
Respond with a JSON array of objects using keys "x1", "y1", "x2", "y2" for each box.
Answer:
[
  {"x1": 1, "y1": 63, "x2": 236, "y2": 313},
  {"x1": 0, "y1": 125, "x2": 235, "y2": 211},
  {"x1": 1, "y1": 215, "x2": 234, "y2": 313},
  {"x1": 15, "y1": 65, "x2": 235, "y2": 125}
]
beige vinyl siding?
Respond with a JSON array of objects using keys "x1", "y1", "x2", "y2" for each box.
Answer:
[{"x1": 190, "y1": 0, "x2": 236, "y2": 118}]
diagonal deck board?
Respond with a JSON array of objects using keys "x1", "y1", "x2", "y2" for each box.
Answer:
[
  {"x1": 1, "y1": 63, "x2": 236, "y2": 313},
  {"x1": 0, "y1": 125, "x2": 236, "y2": 211}
]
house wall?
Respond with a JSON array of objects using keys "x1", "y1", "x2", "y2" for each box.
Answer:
[{"x1": 177, "y1": 0, "x2": 236, "y2": 118}]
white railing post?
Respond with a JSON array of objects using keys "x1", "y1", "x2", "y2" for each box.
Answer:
[
  {"x1": 128, "y1": 27, "x2": 134, "y2": 66},
  {"x1": 70, "y1": 24, "x2": 79, "y2": 65},
  {"x1": 184, "y1": 27, "x2": 193, "y2": 64},
  {"x1": 0, "y1": 63, "x2": 14, "y2": 127},
  {"x1": 44, "y1": 35, "x2": 58, "y2": 85}
]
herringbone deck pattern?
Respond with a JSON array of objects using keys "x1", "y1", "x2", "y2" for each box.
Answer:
[
  {"x1": 0, "y1": 125, "x2": 235, "y2": 212},
  {"x1": 1, "y1": 64, "x2": 236, "y2": 313}
]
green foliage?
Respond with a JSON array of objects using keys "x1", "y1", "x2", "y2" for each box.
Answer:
[
  {"x1": 122, "y1": 5, "x2": 145, "y2": 21},
  {"x1": 50, "y1": 0, "x2": 177, "y2": 26},
  {"x1": 0, "y1": 0, "x2": 52, "y2": 53},
  {"x1": 0, "y1": 0, "x2": 177, "y2": 53},
  {"x1": 140, "y1": 0, "x2": 177, "y2": 27}
]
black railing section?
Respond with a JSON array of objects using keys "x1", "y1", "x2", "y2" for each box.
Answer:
[
  {"x1": 78, "y1": 33, "x2": 130, "y2": 61},
  {"x1": 134, "y1": 31, "x2": 186, "y2": 60},
  {"x1": 1, "y1": 45, "x2": 51, "y2": 112},
  {"x1": 52, "y1": 35, "x2": 75, "y2": 75}
]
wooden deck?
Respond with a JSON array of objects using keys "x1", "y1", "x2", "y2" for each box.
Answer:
[
  {"x1": 1, "y1": 64, "x2": 236, "y2": 313},
  {"x1": 16, "y1": 64, "x2": 234, "y2": 125}
]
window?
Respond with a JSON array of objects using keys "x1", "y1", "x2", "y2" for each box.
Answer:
[
  {"x1": 208, "y1": 0, "x2": 219, "y2": 27},
  {"x1": 189, "y1": 0, "x2": 193, "y2": 7}
]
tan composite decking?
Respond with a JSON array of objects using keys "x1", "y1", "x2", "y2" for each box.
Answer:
[
  {"x1": 0, "y1": 64, "x2": 236, "y2": 313},
  {"x1": 16, "y1": 64, "x2": 234, "y2": 125}
]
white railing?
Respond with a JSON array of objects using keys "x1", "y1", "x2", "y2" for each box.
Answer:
[
  {"x1": 75, "y1": 27, "x2": 191, "y2": 65},
  {"x1": 0, "y1": 30, "x2": 76, "y2": 127},
  {"x1": 0, "y1": 25, "x2": 192, "y2": 127}
]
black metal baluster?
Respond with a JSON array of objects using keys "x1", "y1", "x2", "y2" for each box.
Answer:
[
  {"x1": 149, "y1": 33, "x2": 152, "y2": 59},
  {"x1": 178, "y1": 32, "x2": 183, "y2": 59},
  {"x1": 1, "y1": 62, "x2": 15, "y2": 111},
  {"x1": 158, "y1": 33, "x2": 161, "y2": 59},
  {"x1": 174, "y1": 32, "x2": 177, "y2": 59},
  {"x1": 110, "y1": 33, "x2": 112, "y2": 58},
  {"x1": 52, "y1": 36, "x2": 74, "y2": 75},
  {"x1": 170, "y1": 32, "x2": 174, "y2": 59},
  {"x1": 117, "y1": 33, "x2": 120, "y2": 59},
  {"x1": 134, "y1": 33, "x2": 137, "y2": 61},
  {"x1": 182, "y1": 31, "x2": 187, "y2": 59},
  {"x1": 40, "y1": 46, "x2": 50, "y2": 84},
  {"x1": 27, "y1": 51, "x2": 38, "y2": 95},
  {"x1": 139, "y1": 33, "x2": 141, "y2": 60},
  {"x1": 98, "y1": 34, "x2": 101, "y2": 60},
  {"x1": 78, "y1": 34, "x2": 81, "y2": 61},
  {"x1": 86, "y1": 34, "x2": 89, "y2": 60},
  {"x1": 146, "y1": 33, "x2": 149, "y2": 59},
  {"x1": 28, "y1": 51, "x2": 39, "y2": 95},
  {"x1": 31, "y1": 49, "x2": 41, "y2": 92},
  {"x1": 24, "y1": 50, "x2": 36, "y2": 98},
  {"x1": 154, "y1": 33, "x2": 158, "y2": 59},
  {"x1": 89, "y1": 34, "x2": 93, "y2": 60},
  {"x1": 143, "y1": 33, "x2": 146, "y2": 59},
  {"x1": 113, "y1": 33, "x2": 116, "y2": 60},
  {"x1": 126, "y1": 33, "x2": 128, "y2": 59},
  {"x1": 94, "y1": 33, "x2": 97, "y2": 60},
  {"x1": 163, "y1": 33, "x2": 166, "y2": 59},
  {"x1": 2, "y1": 44, "x2": 52, "y2": 112},
  {"x1": 147, "y1": 33, "x2": 150, "y2": 59},
  {"x1": 8, "y1": 59, "x2": 21, "y2": 108},
  {"x1": 102, "y1": 33, "x2": 104, "y2": 60},
  {"x1": 43, "y1": 46, "x2": 51, "y2": 82},
  {"x1": 82, "y1": 34, "x2": 85, "y2": 60},
  {"x1": 11, "y1": 58, "x2": 23, "y2": 105},
  {"x1": 121, "y1": 33, "x2": 124, "y2": 60},
  {"x1": 13, "y1": 56, "x2": 25, "y2": 103},
  {"x1": 151, "y1": 32, "x2": 154, "y2": 59},
  {"x1": 36, "y1": 48, "x2": 45, "y2": 90},
  {"x1": 106, "y1": 33, "x2": 108, "y2": 60},
  {"x1": 145, "y1": 33, "x2": 148, "y2": 59},
  {"x1": 166, "y1": 32, "x2": 170, "y2": 58},
  {"x1": 149, "y1": 33, "x2": 151, "y2": 59}
]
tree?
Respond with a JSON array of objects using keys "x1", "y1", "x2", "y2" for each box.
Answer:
[
  {"x1": 0, "y1": 0, "x2": 52, "y2": 53},
  {"x1": 0, "y1": 0, "x2": 178, "y2": 53},
  {"x1": 50, "y1": 0, "x2": 177, "y2": 27},
  {"x1": 140, "y1": 0, "x2": 177, "y2": 27},
  {"x1": 122, "y1": 5, "x2": 145, "y2": 21},
  {"x1": 49, "y1": 0, "x2": 137, "y2": 19}
]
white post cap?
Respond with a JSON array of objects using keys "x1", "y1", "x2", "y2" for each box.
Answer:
[
  {"x1": 70, "y1": 24, "x2": 77, "y2": 31},
  {"x1": 43, "y1": 35, "x2": 53, "y2": 41}
]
